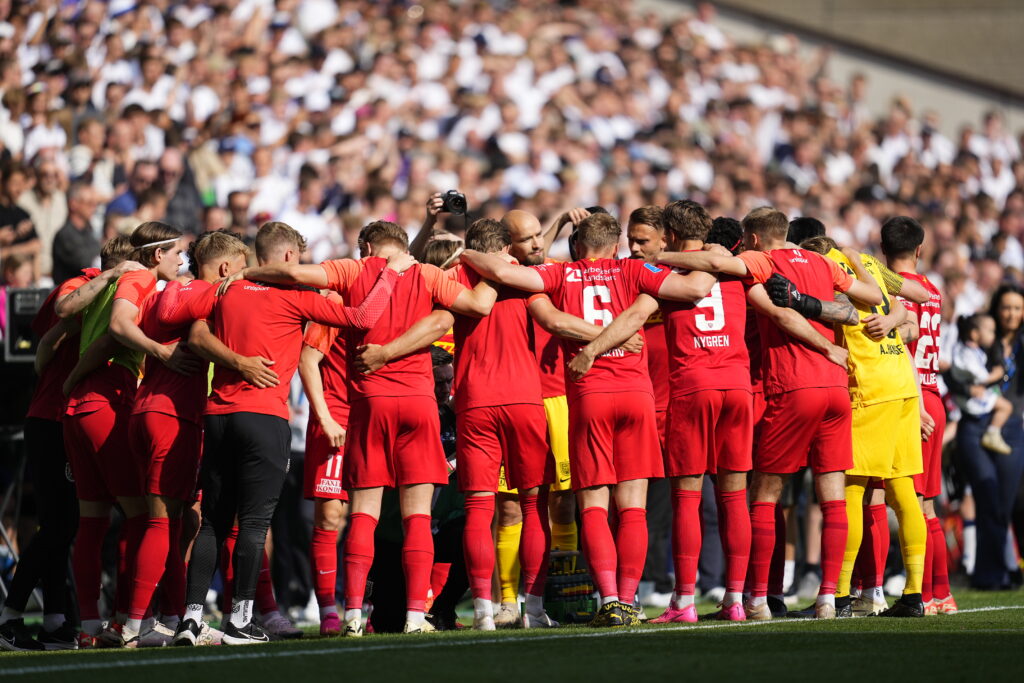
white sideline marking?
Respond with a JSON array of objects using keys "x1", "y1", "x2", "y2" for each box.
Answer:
[{"x1": 1, "y1": 605, "x2": 1020, "y2": 676}]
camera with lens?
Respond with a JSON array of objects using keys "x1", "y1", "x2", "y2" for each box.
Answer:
[{"x1": 440, "y1": 189, "x2": 467, "y2": 216}]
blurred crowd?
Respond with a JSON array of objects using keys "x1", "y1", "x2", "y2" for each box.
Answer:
[
  {"x1": 0, "y1": 0, "x2": 1019, "y2": 298},
  {"x1": 0, "y1": 0, "x2": 1023, "y2": 610}
]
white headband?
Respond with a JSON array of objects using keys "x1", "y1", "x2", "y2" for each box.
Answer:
[{"x1": 140, "y1": 237, "x2": 179, "y2": 249}]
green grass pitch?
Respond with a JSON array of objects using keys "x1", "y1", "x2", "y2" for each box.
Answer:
[{"x1": 1, "y1": 590, "x2": 1021, "y2": 682}]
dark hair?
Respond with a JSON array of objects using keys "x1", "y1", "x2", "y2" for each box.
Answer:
[
  {"x1": 255, "y1": 221, "x2": 307, "y2": 261},
  {"x1": 130, "y1": 220, "x2": 182, "y2": 267},
  {"x1": 465, "y1": 218, "x2": 510, "y2": 253},
  {"x1": 188, "y1": 230, "x2": 250, "y2": 277},
  {"x1": 423, "y1": 238, "x2": 463, "y2": 268},
  {"x1": 787, "y1": 216, "x2": 826, "y2": 245},
  {"x1": 742, "y1": 207, "x2": 789, "y2": 241},
  {"x1": 957, "y1": 313, "x2": 992, "y2": 341},
  {"x1": 627, "y1": 206, "x2": 663, "y2": 231},
  {"x1": 576, "y1": 213, "x2": 621, "y2": 251},
  {"x1": 800, "y1": 235, "x2": 840, "y2": 255},
  {"x1": 707, "y1": 217, "x2": 744, "y2": 255},
  {"x1": 662, "y1": 200, "x2": 712, "y2": 242},
  {"x1": 988, "y1": 282, "x2": 1024, "y2": 340},
  {"x1": 880, "y1": 216, "x2": 925, "y2": 259},
  {"x1": 358, "y1": 220, "x2": 408, "y2": 251},
  {"x1": 430, "y1": 345, "x2": 453, "y2": 368},
  {"x1": 100, "y1": 234, "x2": 135, "y2": 270}
]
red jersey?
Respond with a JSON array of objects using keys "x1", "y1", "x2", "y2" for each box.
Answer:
[
  {"x1": 304, "y1": 315, "x2": 351, "y2": 426},
  {"x1": 321, "y1": 257, "x2": 466, "y2": 401},
  {"x1": 534, "y1": 258, "x2": 671, "y2": 399},
  {"x1": 530, "y1": 259, "x2": 568, "y2": 399},
  {"x1": 133, "y1": 280, "x2": 214, "y2": 424},
  {"x1": 745, "y1": 307, "x2": 763, "y2": 393},
  {"x1": 643, "y1": 308, "x2": 670, "y2": 411},
  {"x1": 206, "y1": 272, "x2": 397, "y2": 419},
  {"x1": 530, "y1": 316, "x2": 566, "y2": 398},
  {"x1": 449, "y1": 265, "x2": 542, "y2": 412},
  {"x1": 897, "y1": 271, "x2": 942, "y2": 393},
  {"x1": 66, "y1": 270, "x2": 157, "y2": 414},
  {"x1": 26, "y1": 269, "x2": 100, "y2": 421},
  {"x1": 662, "y1": 274, "x2": 750, "y2": 397},
  {"x1": 740, "y1": 249, "x2": 853, "y2": 396}
]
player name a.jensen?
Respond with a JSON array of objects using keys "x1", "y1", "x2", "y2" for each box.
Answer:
[
  {"x1": 879, "y1": 343, "x2": 904, "y2": 355},
  {"x1": 693, "y1": 334, "x2": 731, "y2": 349}
]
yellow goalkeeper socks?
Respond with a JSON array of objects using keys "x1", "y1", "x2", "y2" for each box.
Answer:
[
  {"x1": 551, "y1": 521, "x2": 578, "y2": 553},
  {"x1": 886, "y1": 476, "x2": 927, "y2": 595},
  {"x1": 837, "y1": 477, "x2": 868, "y2": 598},
  {"x1": 496, "y1": 521, "x2": 522, "y2": 604}
]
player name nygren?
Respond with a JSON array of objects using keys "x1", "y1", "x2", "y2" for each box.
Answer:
[{"x1": 693, "y1": 335, "x2": 731, "y2": 349}]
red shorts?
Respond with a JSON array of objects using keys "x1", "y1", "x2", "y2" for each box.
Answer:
[
  {"x1": 304, "y1": 418, "x2": 348, "y2": 501},
  {"x1": 343, "y1": 396, "x2": 448, "y2": 489},
  {"x1": 752, "y1": 389, "x2": 767, "y2": 450},
  {"x1": 129, "y1": 411, "x2": 203, "y2": 501},
  {"x1": 63, "y1": 401, "x2": 141, "y2": 501},
  {"x1": 666, "y1": 389, "x2": 753, "y2": 476},
  {"x1": 457, "y1": 404, "x2": 550, "y2": 492},
  {"x1": 655, "y1": 410, "x2": 667, "y2": 454},
  {"x1": 568, "y1": 391, "x2": 663, "y2": 489},
  {"x1": 757, "y1": 387, "x2": 853, "y2": 475},
  {"x1": 914, "y1": 390, "x2": 946, "y2": 498}
]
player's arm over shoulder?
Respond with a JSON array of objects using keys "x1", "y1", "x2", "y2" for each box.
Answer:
[
  {"x1": 425, "y1": 262, "x2": 496, "y2": 317},
  {"x1": 459, "y1": 249, "x2": 547, "y2": 293}
]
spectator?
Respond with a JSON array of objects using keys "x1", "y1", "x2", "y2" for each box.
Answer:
[
  {"x1": 0, "y1": 164, "x2": 39, "y2": 278},
  {"x1": 226, "y1": 190, "x2": 254, "y2": 239},
  {"x1": 106, "y1": 186, "x2": 167, "y2": 238},
  {"x1": 0, "y1": 252, "x2": 34, "y2": 337},
  {"x1": 951, "y1": 285, "x2": 1024, "y2": 590},
  {"x1": 106, "y1": 159, "x2": 158, "y2": 218},
  {"x1": 50, "y1": 181, "x2": 100, "y2": 285},
  {"x1": 17, "y1": 158, "x2": 67, "y2": 279},
  {"x1": 159, "y1": 148, "x2": 204, "y2": 235},
  {"x1": 277, "y1": 176, "x2": 335, "y2": 263}
]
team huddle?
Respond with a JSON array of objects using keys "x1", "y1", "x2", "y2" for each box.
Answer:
[{"x1": 0, "y1": 199, "x2": 955, "y2": 651}]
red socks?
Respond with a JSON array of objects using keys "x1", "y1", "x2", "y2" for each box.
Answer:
[
  {"x1": 819, "y1": 500, "x2": 848, "y2": 596},
  {"x1": 616, "y1": 507, "x2": 647, "y2": 605},
  {"x1": 519, "y1": 492, "x2": 551, "y2": 598},
  {"x1": 402, "y1": 514, "x2": 433, "y2": 612},
  {"x1": 717, "y1": 489, "x2": 751, "y2": 594},
  {"x1": 311, "y1": 527, "x2": 340, "y2": 608},
  {"x1": 927, "y1": 516, "x2": 950, "y2": 600},
  {"x1": 116, "y1": 514, "x2": 147, "y2": 616},
  {"x1": 343, "y1": 513, "x2": 377, "y2": 609},
  {"x1": 748, "y1": 502, "x2": 776, "y2": 598},
  {"x1": 923, "y1": 514, "x2": 934, "y2": 603},
  {"x1": 671, "y1": 489, "x2": 702, "y2": 597},
  {"x1": 462, "y1": 496, "x2": 496, "y2": 600},
  {"x1": 160, "y1": 516, "x2": 185, "y2": 618},
  {"x1": 256, "y1": 549, "x2": 276, "y2": 614},
  {"x1": 128, "y1": 517, "x2": 170, "y2": 620},
  {"x1": 219, "y1": 527, "x2": 239, "y2": 611},
  {"x1": 73, "y1": 515, "x2": 111, "y2": 621},
  {"x1": 860, "y1": 504, "x2": 889, "y2": 588},
  {"x1": 581, "y1": 506, "x2": 618, "y2": 600}
]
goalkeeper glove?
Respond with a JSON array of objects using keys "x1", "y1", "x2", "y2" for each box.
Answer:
[{"x1": 766, "y1": 273, "x2": 822, "y2": 319}]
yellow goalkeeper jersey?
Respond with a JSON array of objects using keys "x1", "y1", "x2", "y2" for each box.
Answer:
[{"x1": 826, "y1": 249, "x2": 918, "y2": 407}]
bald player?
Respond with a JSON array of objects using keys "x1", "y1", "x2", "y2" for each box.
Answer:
[
  {"x1": 485, "y1": 211, "x2": 578, "y2": 625},
  {"x1": 505, "y1": 214, "x2": 578, "y2": 516}
]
